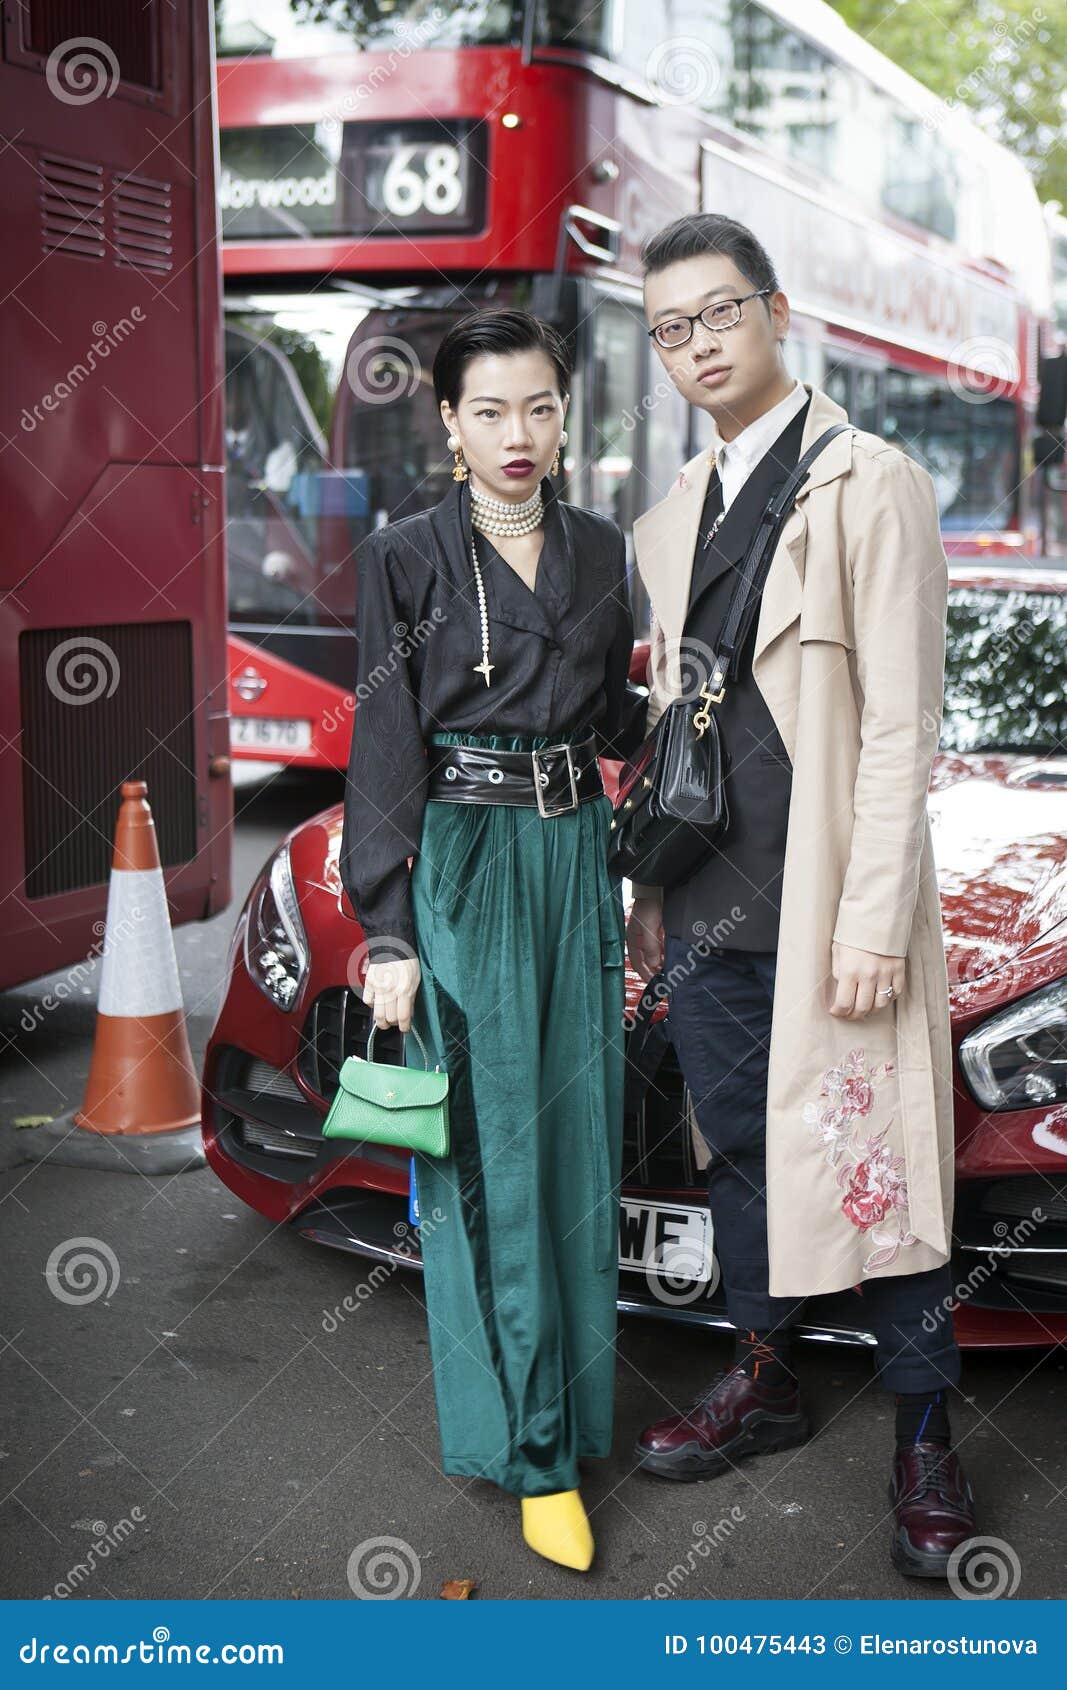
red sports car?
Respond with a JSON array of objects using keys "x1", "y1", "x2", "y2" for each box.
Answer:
[{"x1": 202, "y1": 565, "x2": 1067, "y2": 1352}]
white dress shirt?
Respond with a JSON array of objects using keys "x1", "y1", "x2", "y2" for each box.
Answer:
[{"x1": 713, "y1": 378, "x2": 809, "y2": 512}]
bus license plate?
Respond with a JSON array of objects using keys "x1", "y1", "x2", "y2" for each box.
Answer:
[
  {"x1": 619, "y1": 1199, "x2": 715, "y2": 1282},
  {"x1": 231, "y1": 717, "x2": 312, "y2": 751}
]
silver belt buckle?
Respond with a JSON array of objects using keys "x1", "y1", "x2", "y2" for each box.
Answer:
[{"x1": 532, "y1": 743, "x2": 578, "y2": 817}]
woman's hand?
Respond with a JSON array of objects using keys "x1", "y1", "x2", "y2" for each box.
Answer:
[
  {"x1": 828, "y1": 942, "x2": 905, "y2": 1019},
  {"x1": 626, "y1": 895, "x2": 664, "y2": 981},
  {"x1": 363, "y1": 957, "x2": 422, "y2": 1032}
]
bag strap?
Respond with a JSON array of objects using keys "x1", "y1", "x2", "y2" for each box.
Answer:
[
  {"x1": 365, "y1": 1021, "x2": 434, "y2": 1068},
  {"x1": 702, "y1": 423, "x2": 853, "y2": 701}
]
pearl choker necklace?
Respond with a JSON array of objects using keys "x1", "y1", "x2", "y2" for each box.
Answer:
[{"x1": 470, "y1": 483, "x2": 543, "y2": 537}]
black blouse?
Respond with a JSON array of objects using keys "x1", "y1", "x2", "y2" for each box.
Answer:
[{"x1": 339, "y1": 474, "x2": 645, "y2": 945}]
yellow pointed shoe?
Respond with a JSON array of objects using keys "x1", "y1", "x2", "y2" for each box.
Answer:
[{"x1": 520, "y1": 1489, "x2": 594, "y2": 1571}]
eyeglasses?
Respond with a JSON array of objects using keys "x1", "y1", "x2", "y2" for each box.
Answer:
[{"x1": 647, "y1": 288, "x2": 772, "y2": 349}]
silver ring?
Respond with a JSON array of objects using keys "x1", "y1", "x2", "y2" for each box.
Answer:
[
  {"x1": 878, "y1": 986, "x2": 894, "y2": 997},
  {"x1": 487, "y1": 767, "x2": 504, "y2": 784},
  {"x1": 444, "y1": 765, "x2": 458, "y2": 780}
]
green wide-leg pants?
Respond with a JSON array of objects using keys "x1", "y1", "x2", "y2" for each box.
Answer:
[{"x1": 406, "y1": 730, "x2": 626, "y2": 1498}]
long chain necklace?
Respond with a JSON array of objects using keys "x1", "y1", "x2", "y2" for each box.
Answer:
[
  {"x1": 467, "y1": 484, "x2": 545, "y2": 686},
  {"x1": 469, "y1": 528, "x2": 495, "y2": 686}
]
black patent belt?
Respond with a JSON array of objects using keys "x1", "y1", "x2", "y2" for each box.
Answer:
[{"x1": 426, "y1": 735, "x2": 603, "y2": 817}]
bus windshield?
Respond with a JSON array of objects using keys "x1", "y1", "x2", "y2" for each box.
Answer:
[
  {"x1": 215, "y1": 1, "x2": 526, "y2": 57},
  {"x1": 224, "y1": 283, "x2": 526, "y2": 629}
]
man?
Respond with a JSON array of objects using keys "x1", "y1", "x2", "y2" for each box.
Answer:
[{"x1": 626, "y1": 213, "x2": 979, "y2": 1580}]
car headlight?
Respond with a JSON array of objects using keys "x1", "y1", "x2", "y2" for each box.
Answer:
[
  {"x1": 243, "y1": 842, "x2": 309, "y2": 1011},
  {"x1": 958, "y1": 977, "x2": 1067, "y2": 1111}
]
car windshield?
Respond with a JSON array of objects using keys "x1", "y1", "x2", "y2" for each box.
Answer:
[{"x1": 941, "y1": 582, "x2": 1067, "y2": 755}]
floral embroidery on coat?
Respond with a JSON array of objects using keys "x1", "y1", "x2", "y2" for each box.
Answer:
[{"x1": 802, "y1": 1046, "x2": 918, "y2": 1273}]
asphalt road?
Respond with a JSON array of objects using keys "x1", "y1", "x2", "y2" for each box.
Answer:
[{"x1": 2, "y1": 764, "x2": 1065, "y2": 1602}]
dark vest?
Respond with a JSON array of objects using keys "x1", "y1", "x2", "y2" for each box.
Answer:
[{"x1": 663, "y1": 396, "x2": 811, "y2": 953}]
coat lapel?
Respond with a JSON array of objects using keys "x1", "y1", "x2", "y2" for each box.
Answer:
[
  {"x1": 634, "y1": 383, "x2": 854, "y2": 669},
  {"x1": 427, "y1": 474, "x2": 572, "y2": 641}
]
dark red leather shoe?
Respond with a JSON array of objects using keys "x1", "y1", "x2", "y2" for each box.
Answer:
[
  {"x1": 888, "y1": 1441, "x2": 978, "y2": 1578},
  {"x1": 634, "y1": 1364, "x2": 811, "y2": 1481}
]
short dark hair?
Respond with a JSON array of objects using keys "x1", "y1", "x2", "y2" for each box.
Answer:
[
  {"x1": 433, "y1": 308, "x2": 571, "y2": 410},
  {"x1": 641, "y1": 214, "x2": 779, "y2": 306}
]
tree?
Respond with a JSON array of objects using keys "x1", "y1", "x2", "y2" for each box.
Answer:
[{"x1": 831, "y1": 0, "x2": 1067, "y2": 208}]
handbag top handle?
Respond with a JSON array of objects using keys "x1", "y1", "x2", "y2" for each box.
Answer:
[
  {"x1": 703, "y1": 423, "x2": 854, "y2": 699},
  {"x1": 365, "y1": 1020, "x2": 437, "y2": 1070}
]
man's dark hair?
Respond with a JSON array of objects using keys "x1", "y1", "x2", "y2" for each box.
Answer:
[
  {"x1": 433, "y1": 308, "x2": 571, "y2": 409},
  {"x1": 641, "y1": 214, "x2": 779, "y2": 308}
]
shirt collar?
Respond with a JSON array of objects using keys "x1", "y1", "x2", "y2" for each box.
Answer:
[{"x1": 715, "y1": 377, "x2": 808, "y2": 476}]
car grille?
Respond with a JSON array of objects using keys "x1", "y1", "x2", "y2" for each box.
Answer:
[
  {"x1": 297, "y1": 988, "x2": 696, "y2": 1190},
  {"x1": 298, "y1": 987, "x2": 405, "y2": 1098},
  {"x1": 624, "y1": 1046, "x2": 698, "y2": 1192},
  {"x1": 980, "y1": 1176, "x2": 1067, "y2": 1227}
]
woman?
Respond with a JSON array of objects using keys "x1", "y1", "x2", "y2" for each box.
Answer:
[{"x1": 339, "y1": 309, "x2": 642, "y2": 1572}]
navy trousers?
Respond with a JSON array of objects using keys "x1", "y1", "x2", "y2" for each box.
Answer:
[{"x1": 663, "y1": 934, "x2": 961, "y2": 1393}]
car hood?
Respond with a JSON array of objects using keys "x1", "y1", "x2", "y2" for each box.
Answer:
[{"x1": 930, "y1": 752, "x2": 1067, "y2": 981}]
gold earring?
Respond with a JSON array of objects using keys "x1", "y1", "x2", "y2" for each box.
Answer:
[
  {"x1": 447, "y1": 433, "x2": 468, "y2": 482},
  {"x1": 551, "y1": 429, "x2": 568, "y2": 476}
]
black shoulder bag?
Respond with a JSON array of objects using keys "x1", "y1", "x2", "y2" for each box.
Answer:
[{"x1": 607, "y1": 425, "x2": 852, "y2": 890}]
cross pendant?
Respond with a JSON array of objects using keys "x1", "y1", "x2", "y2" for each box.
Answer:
[{"x1": 473, "y1": 659, "x2": 495, "y2": 685}]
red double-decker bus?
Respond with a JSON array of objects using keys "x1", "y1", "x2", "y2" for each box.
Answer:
[
  {"x1": 214, "y1": 0, "x2": 1055, "y2": 769},
  {"x1": 3, "y1": 0, "x2": 230, "y2": 989}
]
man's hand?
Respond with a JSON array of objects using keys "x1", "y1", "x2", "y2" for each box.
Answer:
[
  {"x1": 627, "y1": 895, "x2": 664, "y2": 981},
  {"x1": 363, "y1": 957, "x2": 422, "y2": 1031},
  {"x1": 829, "y1": 942, "x2": 905, "y2": 1019}
]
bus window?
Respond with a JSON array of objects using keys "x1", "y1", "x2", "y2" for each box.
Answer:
[
  {"x1": 883, "y1": 369, "x2": 1018, "y2": 532},
  {"x1": 589, "y1": 298, "x2": 643, "y2": 531}
]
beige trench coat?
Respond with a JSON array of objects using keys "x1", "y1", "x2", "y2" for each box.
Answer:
[{"x1": 631, "y1": 382, "x2": 954, "y2": 1298}]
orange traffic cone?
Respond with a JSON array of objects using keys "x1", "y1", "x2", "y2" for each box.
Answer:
[{"x1": 23, "y1": 780, "x2": 206, "y2": 1173}]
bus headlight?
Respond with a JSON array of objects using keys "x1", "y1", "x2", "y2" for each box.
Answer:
[
  {"x1": 958, "y1": 978, "x2": 1067, "y2": 1110},
  {"x1": 244, "y1": 842, "x2": 308, "y2": 1011}
]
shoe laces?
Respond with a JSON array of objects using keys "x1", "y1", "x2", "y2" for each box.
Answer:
[
  {"x1": 685, "y1": 1365, "x2": 738, "y2": 1414},
  {"x1": 905, "y1": 1441, "x2": 955, "y2": 1500}
]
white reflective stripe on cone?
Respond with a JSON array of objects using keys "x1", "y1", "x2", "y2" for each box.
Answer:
[{"x1": 97, "y1": 867, "x2": 184, "y2": 1018}]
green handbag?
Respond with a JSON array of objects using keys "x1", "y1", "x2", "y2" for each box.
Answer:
[{"x1": 321, "y1": 1023, "x2": 450, "y2": 1157}]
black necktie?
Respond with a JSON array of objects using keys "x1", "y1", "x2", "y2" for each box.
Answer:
[{"x1": 702, "y1": 463, "x2": 726, "y2": 549}]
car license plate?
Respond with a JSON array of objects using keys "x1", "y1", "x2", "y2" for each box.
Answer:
[
  {"x1": 619, "y1": 1199, "x2": 715, "y2": 1282},
  {"x1": 231, "y1": 716, "x2": 312, "y2": 750}
]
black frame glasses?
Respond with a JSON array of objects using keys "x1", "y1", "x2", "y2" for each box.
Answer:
[{"x1": 647, "y1": 287, "x2": 772, "y2": 349}]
